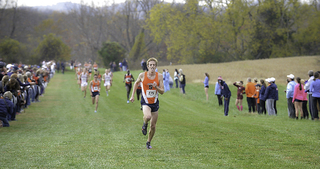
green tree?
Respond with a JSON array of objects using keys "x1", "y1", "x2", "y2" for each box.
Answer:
[
  {"x1": 0, "y1": 38, "x2": 27, "y2": 63},
  {"x1": 98, "y1": 42, "x2": 126, "y2": 70},
  {"x1": 35, "y1": 33, "x2": 71, "y2": 62},
  {"x1": 129, "y1": 28, "x2": 147, "y2": 61}
]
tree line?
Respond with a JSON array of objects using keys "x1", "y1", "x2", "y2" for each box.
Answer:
[{"x1": 0, "y1": 0, "x2": 319, "y2": 67}]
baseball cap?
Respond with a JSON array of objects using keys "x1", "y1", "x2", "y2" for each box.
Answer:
[
  {"x1": 287, "y1": 74, "x2": 294, "y2": 79},
  {"x1": 270, "y1": 77, "x2": 276, "y2": 82}
]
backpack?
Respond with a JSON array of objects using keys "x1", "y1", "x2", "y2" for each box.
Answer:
[{"x1": 179, "y1": 74, "x2": 184, "y2": 82}]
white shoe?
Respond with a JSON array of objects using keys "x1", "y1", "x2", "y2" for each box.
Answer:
[
  {"x1": 94, "y1": 110, "x2": 97, "y2": 113},
  {"x1": 127, "y1": 100, "x2": 129, "y2": 103}
]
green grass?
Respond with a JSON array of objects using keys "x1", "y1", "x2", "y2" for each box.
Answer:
[{"x1": 0, "y1": 68, "x2": 319, "y2": 168}]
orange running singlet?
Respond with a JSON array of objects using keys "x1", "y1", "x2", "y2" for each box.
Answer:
[
  {"x1": 91, "y1": 80, "x2": 100, "y2": 92},
  {"x1": 125, "y1": 74, "x2": 133, "y2": 85},
  {"x1": 141, "y1": 72, "x2": 159, "y2": 104},
  {"x1": 93, "y1": 64, "x2": 98, "y2": 69}
]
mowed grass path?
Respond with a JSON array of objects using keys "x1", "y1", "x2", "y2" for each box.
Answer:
[{"x1": 1, "y1": 69, "x2": 319, "y2": 168}]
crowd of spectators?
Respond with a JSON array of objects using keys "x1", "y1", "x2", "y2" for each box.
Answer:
[
  {"x1": 0, "y1": 60, "x2": 55, "y2": 127},
  {"x1": 213, "y1": 71, "x2": 320, "y2": 119}
]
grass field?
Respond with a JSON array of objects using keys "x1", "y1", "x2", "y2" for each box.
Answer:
[{"x1": 1, "y1": 56, "x2": 320, "y2": 168}]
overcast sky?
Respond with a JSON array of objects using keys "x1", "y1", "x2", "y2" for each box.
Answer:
[{"x1": 17, "y1": 0, "x2": 183, "y2": 7}]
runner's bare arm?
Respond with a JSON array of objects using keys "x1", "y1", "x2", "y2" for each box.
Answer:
[
  {"x1": 89, "y1": 81, "x2": 93, "y2": 96},
  {"x1": 156, "y1": 74, "x2": 164, "y2": 95},
  {"x1": 130, "y1": 73, "x2": 144, "y2": 102}
]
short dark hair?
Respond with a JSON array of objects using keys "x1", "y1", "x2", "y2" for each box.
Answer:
[
  {"x1": 308, "y1": 70, "x2": 314, "y2": 77},
  {"x1": 314, "y1": 71, "x2": 319, "y2": 80}
]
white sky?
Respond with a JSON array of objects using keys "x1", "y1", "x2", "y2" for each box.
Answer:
[{"x1": 18, "y1": 0, "x2": 184, "y2": 7}]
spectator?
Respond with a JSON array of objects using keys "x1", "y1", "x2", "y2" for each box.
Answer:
[
  {"x1": 219, "y1": 77, "x2": 231, "y2": 116},
  {"x1": 245, "y1": 77, "x2": 256, "y2": 113},
  {"x1": 162, "y1": 69, "x2": 167, "y2": 92},
  {"x1": 304, "y1": 70, "x2": 314, "y2": 119},
  {"x1": 302, "y1": 79, "x2": 309, "y2": 119},
  {"x1": 254, "y1": 84, "x2": 261, "y2": 114},
  {"x1": 165, "y1": 69, "x2": 170, "y2": 92},
  {"x1": 119, "y1": 62, "x2": 122, "y2": 71},
  {"x1": 61, "y1": 62, "x2": 65, "y2": 74},
  {"x1": 70, "y1": 60, "x2": 74, "y2": 70},
  {"x1": 168, "y1": 72, "x2": 174, "y2": 88},
  {"x1": 110, "y1": 62, "x2": 114, "y2": 72},
  {"x1": 122, "y1": 59, "x2": 128, "y2": 71},
  {"x1": 179, "y1": 69, "x2": 186, "y2": 94},
  {"x1": 141, "y1": 59, "x2": 147, "y2": 71},
  {"x1": 215, "y1": 77, "x2": 223, "y2": 106},
  {"x1": 261, "y1": 78, "x2": 277, "y2": 116},
  {"x1": 112, "y1": 62, "x2": 116, "y2": 72},
  {"x1": 174, "y1": 69, "x2": 179, "y2": 88},
  {"x1": 203, "y1": 73, "x2": 210, "y2": 101},
  {"x1": 292, "y1": 77, "x2": 307, "y2": 119},
  {"x1": 259, "y1": 79, "x2": 267, "y2": 115},
  {"x1": 270, "y1": 77, "x2": 278, "y2": 115},
  {"x1": 286, "y1": 74, "x2": 297, "y2": 118},
  {"x1": 310, "y1": 71, "x2": 320, "y2": 120},
  {"x1": 233, "y1": 81, "x2": 245, "y2": 111},
  {"x1": 0, "y1": 91, "x2": 14, "y2": 127},
  {"x1": 4, "y1": 75, "x2": 20, "y2": 121}
]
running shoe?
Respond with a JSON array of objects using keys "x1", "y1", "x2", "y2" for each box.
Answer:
[
  {"x1": 127, "y1": 100, "x2": 129, "y2": 103},
  {"x1": 142, "y1": 123, "x2": 148, "y2": 135},
  {"x1": 94, "y1": 110, "x2": 97, "y2": 113},
  {"x1": 146, "y1": 141, "x2": 152, "y2": 149}
]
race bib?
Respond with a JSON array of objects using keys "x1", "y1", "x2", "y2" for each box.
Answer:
[
  {"x1": 94, "y1": 87, "x2": 98, "y2": 91},
  {"x1": 146, "y1": 90, "x2": 156, "y2": 98},
  {"x1": 126, "y1": 78, "x2": 132, "y2": 82}
]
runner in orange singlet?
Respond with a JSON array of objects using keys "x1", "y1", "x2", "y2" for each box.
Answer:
[
  {"x1": 130, "y1": 58, "x2": 164, "y2": 149},
  {"x1": 124, "y1": 69, "x2": 134, "y2": 103},
  {"x1": 93, "y1": 62, "x2": 98, "y2": 72},
  {"x1": 89, "y1": 74, "x2": 100, "y2": 113}
]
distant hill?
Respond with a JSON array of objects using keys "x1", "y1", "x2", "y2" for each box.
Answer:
[{"x1": 28, "y1": 2, "x2": 79, "y2": 13}]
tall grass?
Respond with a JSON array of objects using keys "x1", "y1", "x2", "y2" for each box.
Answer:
[{"x1": 157, "y1": 56, "x2": 320, "y2": 84}]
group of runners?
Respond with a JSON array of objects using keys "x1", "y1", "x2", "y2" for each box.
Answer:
[
  {"x1": 75, "y1": 61, "x2": 113, "y2": 113},
  {"x1": 74, "y1": 58, "x2": 164, "y2": 149}
]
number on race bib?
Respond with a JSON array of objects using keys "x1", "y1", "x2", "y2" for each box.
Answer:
[
  {"x1": 146, "y1": 90, "x2": 156, "y2": 98},
  {"x1": 94, "y1": 87, "x2": 98, "y2": 91},
  {"x1": 126, "y1": 78, "x2": 131, "y2": 82}
]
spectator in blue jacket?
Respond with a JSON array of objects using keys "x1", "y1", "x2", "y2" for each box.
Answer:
[
  {"x1": 219, "y1": 77, "x2": 231, "y2": 116},
  {"x1": 261, "y1": 78, "x2": 277, "y2": 116},
  {"x1": 259, "y1": 79, "x2": 267, "y2": 115},
  {"x1": 0, "y1": 91, "x2": 14, "y2": 127},
  {"x1": 162, "y1": 69, "x2": 167, "y2": 92},
  {"x1": 310, "y1": 71, "x2": 320, "y2": 120},
  {"x1": 215, "y1": 76, "x2": 222, "y2": 106},
  {"x1": 304, "y1": 70, "x2": 314, "y2": 119},
  {"x1": 286, "y1": 74, "x2": 297, "y2": 118}
]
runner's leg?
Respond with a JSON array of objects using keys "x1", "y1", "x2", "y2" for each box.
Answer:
[
  {"x1": 148, "y1": 111, "x2": 158, "y2": 142},
  {"x1": 95, "y1": 95, "x2": 99, "y2": 111}
]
